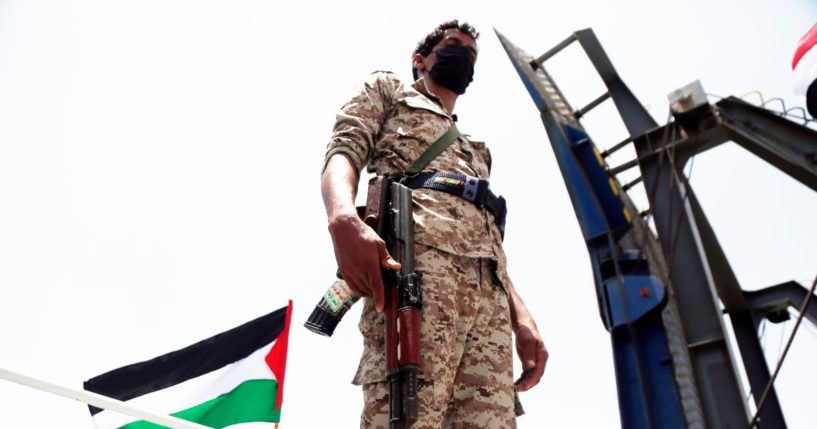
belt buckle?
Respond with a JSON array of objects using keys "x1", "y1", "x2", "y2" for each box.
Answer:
[{"x1": 462, "y1": 175, "x2": 481, "y2": 204}]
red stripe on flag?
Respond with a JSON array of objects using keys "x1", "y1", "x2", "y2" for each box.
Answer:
[
  {"x1": 265, "y1": 300, "x2": 292, "y2": 413},
  {"x1": 793, "y1": 22, "x2": 817, "y2": 70}
]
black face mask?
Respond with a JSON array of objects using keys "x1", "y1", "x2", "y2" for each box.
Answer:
[{"x1": 428, "y1": 45, "x2": 474, "y2": 95}]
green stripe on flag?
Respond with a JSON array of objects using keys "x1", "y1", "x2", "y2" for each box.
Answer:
[{"x1": 119, "y1": 379, "x2": 280, "y2": 429}]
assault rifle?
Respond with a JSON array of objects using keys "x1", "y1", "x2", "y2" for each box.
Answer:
[
  {"x1": 305, "y1": 175, "x2": 423, "y2": 428},
  {"x1": 382, "y1": 177, "x2": 423, "y2": 429}
]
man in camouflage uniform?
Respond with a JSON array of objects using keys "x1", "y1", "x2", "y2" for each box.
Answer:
[{"x1": 321, "y1": 20, "x2": 548, "y2": 428}]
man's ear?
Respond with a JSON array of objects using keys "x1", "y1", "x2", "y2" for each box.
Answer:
[{"x1": 411, "y1": 53, "x2": 427, "y2": 73}]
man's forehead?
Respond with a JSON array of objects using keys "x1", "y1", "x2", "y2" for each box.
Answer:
[
  {"x1": 440, "y1": 29, "x2": 477, "y2": 45},
  {"x1": 438, "y1": 29, "x2": 479, "y2": 53}
]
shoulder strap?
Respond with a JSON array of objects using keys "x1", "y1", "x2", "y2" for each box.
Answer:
[{"x1": 405, "y1": 125, "x2": 460, "y2": 175}]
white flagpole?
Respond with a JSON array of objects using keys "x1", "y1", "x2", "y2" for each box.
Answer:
[{"x1": 0, "y1": 367, "x2": 209, "y2": 429}]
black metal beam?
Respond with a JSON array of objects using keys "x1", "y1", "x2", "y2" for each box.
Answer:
[
  {"x1": 531, "y1": 33, "x2": 577, "y2": 65},
  {"x1": 745, "y1": 281, "x2": 817, "y2": 328},
  {"x1": 575, "y1": 91, "x2": 611, "y2": 119},
  {"x1": 634, "y1": 135, "x2": 749, "y2": 428},
  {"x1": 687, "y1": 185, "x2": 787, "y2": 428},
  {"x1": 717, "y1": 97, "x2": 817, "y2": 192},
  {"x1": 573, "y1": 29, "x2": 658, "y2": 136}
]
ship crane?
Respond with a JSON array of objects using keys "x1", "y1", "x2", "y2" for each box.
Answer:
[{"x1": 496, "y1": 28, "x2": 817, "y2": 429}]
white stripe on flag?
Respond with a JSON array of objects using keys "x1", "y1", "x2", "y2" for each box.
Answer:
[
  {"x1": 793, "y1": 44, "x2": 817, "y2": 95},
  {"x1": 93, "y1": 342, "x2": 275, "y2": 429}
]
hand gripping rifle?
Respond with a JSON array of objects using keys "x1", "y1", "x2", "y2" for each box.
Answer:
[{"x1": 304, "y1": 175, "x2": 423, "y2": 428}]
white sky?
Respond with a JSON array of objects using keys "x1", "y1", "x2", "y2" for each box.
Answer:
[{"x1": 0, "y1": 0, "x2": 815, "y2": 427}]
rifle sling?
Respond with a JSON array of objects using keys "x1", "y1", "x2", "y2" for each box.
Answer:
[{"x1": 404, "y1": 125, "x2": 460, "y2": 175}]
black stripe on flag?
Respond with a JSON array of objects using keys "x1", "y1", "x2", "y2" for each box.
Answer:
[{"x1": 83, "y1": 306, "x2": 288, "y2": 415}]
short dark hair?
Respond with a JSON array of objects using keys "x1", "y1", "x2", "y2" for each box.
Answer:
[{"x1": 412, "y1": 20, "x2": 479, "y2": 80}]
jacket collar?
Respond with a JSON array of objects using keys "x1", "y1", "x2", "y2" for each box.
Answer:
[{"x1": 408, "y1": 77, "x2": 452, "y2": 119}]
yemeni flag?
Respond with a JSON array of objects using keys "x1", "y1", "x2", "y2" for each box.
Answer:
[
  {"x1": 84, "y1": 301, "x2": 292, "y2": 429},
  {"x1": 793, "y1": 21, "x2": 817, "y2": 117}
]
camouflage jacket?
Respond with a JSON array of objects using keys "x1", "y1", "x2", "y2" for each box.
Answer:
[{"x1": 324, "y1": 71, "x2": 509, "y2": 279}]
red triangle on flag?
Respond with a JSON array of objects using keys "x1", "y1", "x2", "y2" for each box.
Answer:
[{"x1": 265, "y1": 300, "x2": 292, "y2": 412}]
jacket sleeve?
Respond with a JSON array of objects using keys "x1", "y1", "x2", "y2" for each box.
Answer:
[{"x1": 322, "y1": 72, "x2": 397, "y2": 175}]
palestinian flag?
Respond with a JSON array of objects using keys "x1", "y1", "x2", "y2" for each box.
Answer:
[
  {"x1": 793, "y1": 21, "x2": 817, "y2": 117},
  {"x1": 84, "y1": 301, "x2": 292, "y2": 429}
]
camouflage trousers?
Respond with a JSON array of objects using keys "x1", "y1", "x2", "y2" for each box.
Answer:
[{"x1": 353, "y1": 244, "x2": 517, "y2": 428}]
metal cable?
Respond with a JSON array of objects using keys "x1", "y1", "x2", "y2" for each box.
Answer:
[
  {"x1": 574, "y1": 87, "x2": 687, "y2": 427},
  {"x1": 750, "y1": 275, "x2": 817, "y2": 428},
  {"x1": 633, "y1": 112, "x2": 676, "y2": 267},
  {"x1": 608, "y1": 115, "x2": 690, "y2": 420},
  {"x1": 613, "y1": 89, "x2": 813, "y2": 428},
  {"x1": 775, "y1": 312, "x2": 788, "y2": 365},
  {"x1": 613, "y1": 111, "x2": 683, "y2": 338},
  {"x1": 738, "y1": 91, "x2": 766, "y2": 106},
  {"x1": 744, "y1": 319, "x2": 768, "y2": 408},
  {"x1": 635, "y1": 111, "x2": 691, "y2": 280},
  {"x1": 663, "y1": 147, "x2": 689, "y2": 272},
  {"x1": 610, "y1": 114, "x2": 706, "y2": 427},
  {"x1": 636, "y1": 119, "x2": 708, "y2": 428},
  {"x1": 760, "y1": 98, "x2": 813, "y2": 125},
  {"x1": 684, "y1": 154, "x2": 697, "y2": 181}
]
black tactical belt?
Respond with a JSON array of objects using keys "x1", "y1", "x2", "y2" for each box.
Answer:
[{"x1": 402, "y1": 172, "x2": 507, "y2": 239}]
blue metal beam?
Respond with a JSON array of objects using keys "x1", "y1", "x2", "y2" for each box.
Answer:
[{"x1": 496, "y1": 29, "x2": 688, "y2": 429}]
